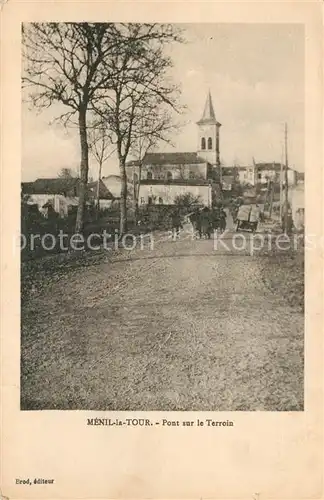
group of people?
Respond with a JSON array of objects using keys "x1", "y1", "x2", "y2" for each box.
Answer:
[{"x1": 170, "y1": 205, "x2": 227, "y2": 240}]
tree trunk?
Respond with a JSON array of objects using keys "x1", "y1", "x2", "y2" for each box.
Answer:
[
  {"x1": 134, "y1": 165, "x2": 142, "y2": 225},
  {"x1": 96, "y1": 162, "x2": 103, "y2": 217},
  {"x1": 134, "y1": 199, "x2": 139, "y2": 225},
  {"x1": 75, "y1": 107, "x2": 89, "y2": 234},
  {"x1": 119, "y1": 157, "x2": 127, "y2": 236}
]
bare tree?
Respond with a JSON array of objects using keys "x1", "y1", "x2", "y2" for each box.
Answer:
[
  {"x1": 58, "y1": 167, "x2": 78, "y2": 178},
  {"x1": 22, "y1": 22, "x2": 123, "y2": 232},
  {"x1": 93, "y1": 23, "x2": 184, "y2": 235},
  {"x1": 88, "y1": 120, "x2": 115, "y2": 212}
]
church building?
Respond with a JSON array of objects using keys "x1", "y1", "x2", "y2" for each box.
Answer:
[{"x1": 126, "y1": 91, "x2": 222, "y2": 207}]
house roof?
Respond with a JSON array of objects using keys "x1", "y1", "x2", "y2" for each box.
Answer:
[
  {"x1": 22, "y1": 177, "x2": 79, "y2": 195},
  {"x1": 127, "y1": 152, "x2": 209, "y2": 167},
  {"x1": 102, "y1": 175, "x2": 121, "y2": 181},
  {"x1": 22, "y1": 177, "x2": 114, "y2": 199},
  {"x1": 87, "y1": 179, "x2": 114, "y2": 200},
  {"x1": 21, "y1": 182, "x2": 35, "y2": 192},
  {"x1": 101, "y1": 175, "x2": 133, "y2": 199}
]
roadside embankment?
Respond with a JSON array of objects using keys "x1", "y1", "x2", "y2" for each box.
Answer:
[{"x1": 258, "y1": 233, "x2": 304, "y2": 312}]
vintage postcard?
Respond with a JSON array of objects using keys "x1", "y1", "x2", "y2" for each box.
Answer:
[{"x1": 1, "y1": 1, "x2": 323, "y2": 499}]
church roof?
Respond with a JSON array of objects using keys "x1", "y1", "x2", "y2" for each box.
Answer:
[
  {"x1": 197, "y1": 91, "x2": 220, "y2": 125},
  {"x1": 127, "y1": 152, "x2": 210, "y2": 166}
]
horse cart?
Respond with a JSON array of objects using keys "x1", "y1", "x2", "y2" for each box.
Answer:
[{"x1": 235, "y1": 204, "x2": 260, "y2": 233}]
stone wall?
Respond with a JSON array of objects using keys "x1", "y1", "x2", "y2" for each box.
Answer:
[{"x1": 138, "y1": 183, "x2": 211, "y2": 206}]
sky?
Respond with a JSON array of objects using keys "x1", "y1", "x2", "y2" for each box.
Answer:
[{"x1": 22, "y1": 23, "x2": 304, "y2": 182}]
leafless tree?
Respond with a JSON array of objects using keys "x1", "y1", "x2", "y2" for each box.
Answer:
[
  {"x1": 92, "y1": 23, "x2": 185, "y2": 235},
  {"x1": 22, "y1": 22, "x2": 124, "y2": 232},
  {"x1": 58, "y1": 167, "x2": 78, "y2": 179},
  {"x1": 88, "y1": 120, "x2": 115, "y2": 212}
]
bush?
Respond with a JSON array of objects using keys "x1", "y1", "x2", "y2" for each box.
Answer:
[{"x1": 174, "y1": 193, "x2": 202, "y2": 209}]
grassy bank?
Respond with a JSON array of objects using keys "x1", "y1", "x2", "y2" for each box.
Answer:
[{"x1": 259, "y1": 237, "x2": 304, "y2": 312}]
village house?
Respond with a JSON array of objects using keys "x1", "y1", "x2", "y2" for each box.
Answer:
[
  {"x1": 126, "y1": 91, "x2": 222, "y2": 207},
  {"x1": 233, "y1": 162, "x2": 297, "y2": 187},
  {"x1": 22, "y1": 177, "x2": 114, "y2": 217},
  {"x1": 22, "y1": 177, "x2": 80, "y2": 217},
  {"x1": 101, "y1": 174, "x2": 134, "y2": 205},
  {"x1": 87, "y1": 179, "x2": 115, "y2": 209}
]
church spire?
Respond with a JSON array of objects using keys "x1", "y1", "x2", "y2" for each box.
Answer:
[
  {"x1": 196, "y1": 90, "x2": 221, "y2": 169},
  {"x1": 198, "y1": 90, "x2": 217, "y2": 124}
]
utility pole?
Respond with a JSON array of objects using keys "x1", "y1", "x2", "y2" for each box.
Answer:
[
  {"x1": 279, "y1": 143, "x2": 284, "y2": 220},
  {"x1": 284, "y1": 122, "x2": 289, "y2": 233},
  {"x1": 252, "y1": 156, "x2": 256, "y2": 186},
  {"x1": 218, "y1": 159, "x2": 222, "y2": 185}
]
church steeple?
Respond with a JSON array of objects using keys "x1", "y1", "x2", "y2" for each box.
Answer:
[
  {"x1": 198, "y1": 90, "x2": 217, "y2": 124},
  {"x1": 197, "y1": 91, "x2": 221, "y2": 169}
]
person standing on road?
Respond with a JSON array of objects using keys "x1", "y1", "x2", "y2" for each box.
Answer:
[
  {"x1": 219, "y1": 205, "x2": 227, "y2": 233},
  {"x1": 171, "y1": 209, "x2": 182, "y2": 240},
  {"x1": 200, "y1": 207, "x2": 212, "y2": 239}
]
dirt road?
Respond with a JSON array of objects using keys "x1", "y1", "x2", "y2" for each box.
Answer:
[{"x1": 21, "y1": 222, "x2": 304, "y2": 411}]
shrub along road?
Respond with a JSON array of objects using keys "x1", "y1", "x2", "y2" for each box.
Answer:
[{"x1": 21, "y1": 224, "x2": 304, "y2": 411}]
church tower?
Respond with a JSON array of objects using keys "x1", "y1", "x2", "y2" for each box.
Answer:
[{"x1": 197, "y1": 91, "x2": 221, "y2": 170}]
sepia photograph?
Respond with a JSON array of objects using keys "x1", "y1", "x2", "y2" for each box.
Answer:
[{"x1": 21, "y1": 22, "x2": 305, "y2": 412}]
